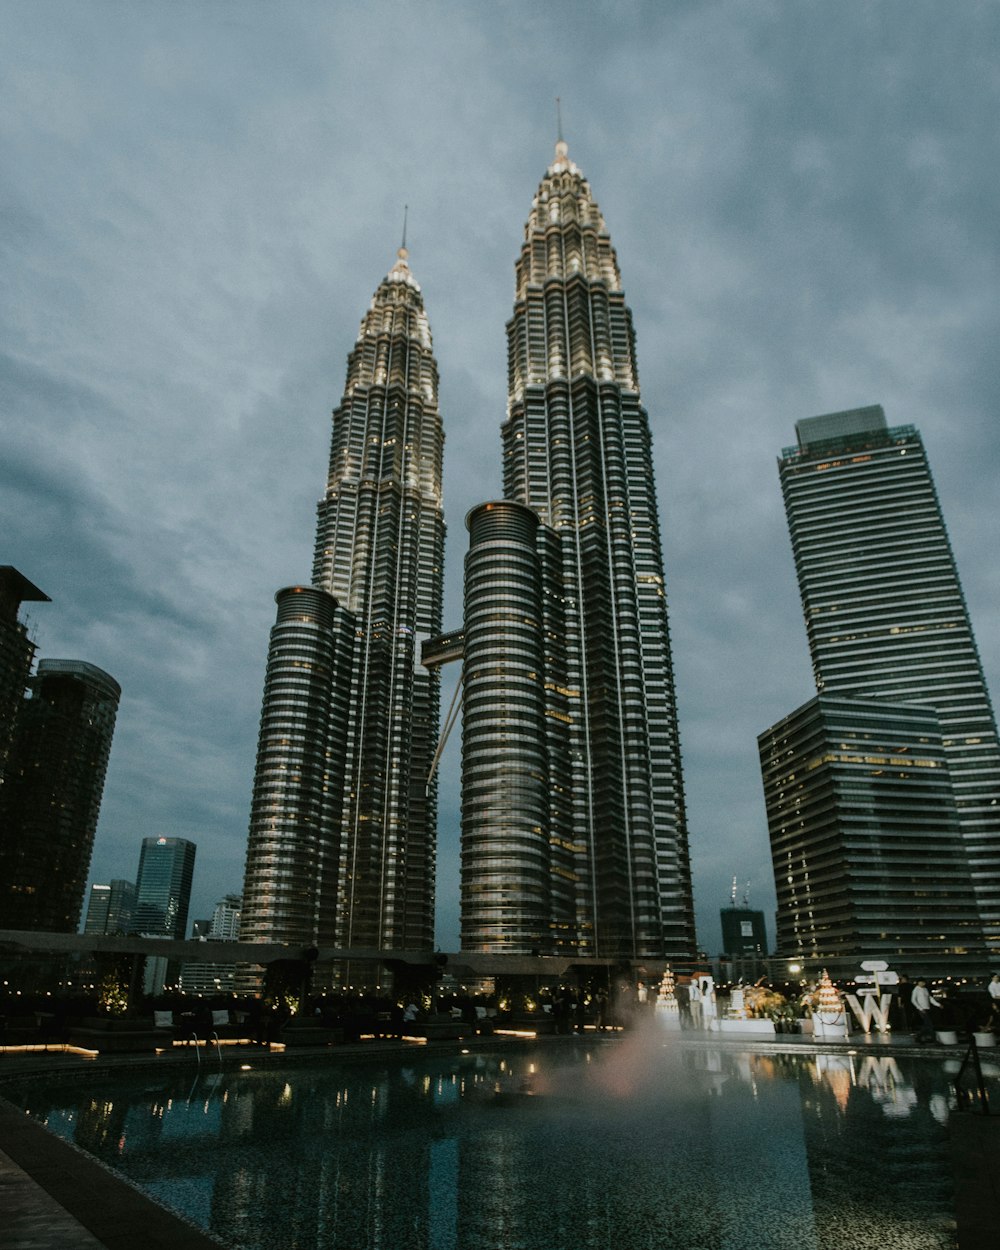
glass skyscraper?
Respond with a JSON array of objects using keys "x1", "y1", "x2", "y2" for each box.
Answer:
[
  {"x1": 241, "y1": 245, "x2": 445, "y2": 960},
  {"x1": 459, "y1": 139, "x2": 695, "y2": 959},
  {"x1": 133, "y1": 835, "x2": 196, "y2": 940},
  {"x1": 83, "y1": 878, "x2": 136, "y2": 936},
  {"x1": 760, "y1": 695, "x2": 981, "y2": 977},
  {"x1": 770, "y1": 404, "x2": 1000, "y2": 959}
]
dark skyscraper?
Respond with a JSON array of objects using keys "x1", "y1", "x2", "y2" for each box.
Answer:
[
  {"x1": 133, "y1": 835, "x2": 196, "y2": 939},
  {"x1": 765, "y1": 404, "x2": 999, "y2": 962},
  {"x1": 0, "y1": 567, "x2": 49, "y2": 784},
  {"x1": 241, "y1": 245, "x2": 445, "y2": 960},
  {"x1": 458, "y1": 139, "x2": 695, "y2": 959},
  {"x1": 0, "y1": 659, "x2": 120, "y2": 932}
]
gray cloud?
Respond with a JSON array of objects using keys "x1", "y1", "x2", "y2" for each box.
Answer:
[{"x1": 3, "y1": 0, "x2": 997, "y2": 957}]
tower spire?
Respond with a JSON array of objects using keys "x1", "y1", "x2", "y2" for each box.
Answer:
[
  {"x1": 554, "y1": 96, "x2": 569, "y2": 162},
  {"x1": 392, "y1": 205, "x2": 410, "y2": 275}
]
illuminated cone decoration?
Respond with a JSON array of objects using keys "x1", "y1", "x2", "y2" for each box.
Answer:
[
  {"x1": 656, "y1": 966, "x2": 679, "y2": 1015},
  {"x1": 817, "y1": 969, "x2": 842, "y2": 1016}
]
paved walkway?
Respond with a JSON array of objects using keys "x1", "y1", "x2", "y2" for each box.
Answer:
[{"x1": 0, "y1": 1098, "x2": 226, "y2": 1250}]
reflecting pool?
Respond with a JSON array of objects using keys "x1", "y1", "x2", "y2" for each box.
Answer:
[{"x1": 2, "y1": 1031, "x2": 979, "y2": 1250}]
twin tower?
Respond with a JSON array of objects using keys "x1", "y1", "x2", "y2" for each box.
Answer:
[{"x1": 240, "y1": 139, "x2": 697, "y2": 965}]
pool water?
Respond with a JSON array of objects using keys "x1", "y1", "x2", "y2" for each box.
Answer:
[{"x1": 2, "y1": 1033, "x2": 973, "y2": 1250}]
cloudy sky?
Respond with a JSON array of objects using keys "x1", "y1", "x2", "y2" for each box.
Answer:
[{"x1": 4, "y1": 1, "x2": 998, "y2": 956}]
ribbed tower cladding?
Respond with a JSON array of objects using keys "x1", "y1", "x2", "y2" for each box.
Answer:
[
  {"x1": 241, "y1": 586, "x2": 353, "y2": 948},
  {"x1": 462, "y1": 502, "x2": 575, "y2": 952},
  {"x1": 241, "y1": 246, "x2": 445, "y2": 965},
  {"x1": 466, "y1": 138, "x2": 695, "y2": 959}
]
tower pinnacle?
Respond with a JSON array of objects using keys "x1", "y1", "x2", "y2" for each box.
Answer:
[
  {"x1": 389, "y1": 205, "x2": 410, "y2": 272},
  {"x1": 554, "y1": 95, "x2": 568, "y2": 162}
]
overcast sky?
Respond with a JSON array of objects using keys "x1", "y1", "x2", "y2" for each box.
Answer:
[{"x1": 4, "y1": 1, "x2": 998, "y2": 957}]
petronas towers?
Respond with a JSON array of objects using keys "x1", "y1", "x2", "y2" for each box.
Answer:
[
  {"x1": 240, "y1": 138, "x2": 696, "y2": 966},
  {"x1": 458, "y1": 140, "x2": 694, "y2": 958},
  {"x1": 241, "y1": 247, "x2": 445, "y2": 954}
]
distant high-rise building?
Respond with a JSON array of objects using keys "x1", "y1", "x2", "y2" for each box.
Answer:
[
  {"x1": 241, "y1": 244, "x2": 445, "y2": 964},
  {"x1": 760, "y1": 695, "x2": 981, "y2": 977},
  {"x1": 0, "y1": 567, "x2": 49, "y2": 783},
  {"x1": 133, "y1": 836, "x2": 196, "y2": 939},
  {"x1": 766, "y1": 404, "x2": 999, "y2": 960},
  {"x1": 210, "y1": 892, "x2": 242, "y2": 941},
  {"x1": 83, "y1": 879, "x2": 135, "y2": 936},
  {"x1": 181, "y1": 892, "x2": 242, "y2": 993},
  {"x1": 0, "y1": 659, "x2": 120, "y2": 932},
  {"x1": 720, "y1": 905, "x2": 769, "y2": 960},
  {"x1": 457, "y1": 138, "x2": 695, "y2": 959}
]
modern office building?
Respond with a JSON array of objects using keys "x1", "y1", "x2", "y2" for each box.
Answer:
[
  {"x1": 759, "y1": 695, "x2": 981, "y2": 977},
  {"x1": 0, "y1": 659, "x2": 121, "y2": 932},
  {"x1": 83, "y1": 878, "x2": 136, "y2": 936},
  {"x1": 457, "y1": 138, "x2": 695, "y2": 959},
  {"x1": 133, "y1": 836, "x2": 196, "y2": 939},
  {"x1": 0, "y1": 567, "x2": 49, "y2": 783},
  {"x1": 767, "y1": 404, "x2": 999, "y2": 961},
  {"x1": 241, "y1": 244, "x2": 446, "y2": 964}
]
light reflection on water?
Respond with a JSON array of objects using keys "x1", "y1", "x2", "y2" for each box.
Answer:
[{"x1": 5, "y1": 1031, "x2": 982, "y2": 1250}]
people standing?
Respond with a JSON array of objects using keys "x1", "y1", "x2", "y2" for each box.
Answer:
[
  {"x1": 688, "y1": 978, "x2": 703, "y2": 1029},
  {"x1": 910, "y1": 979, "x2": 941, "y2": 1043},
  {"x1": 894, "y1": 973, "x2": 913, "y2": 1031}
]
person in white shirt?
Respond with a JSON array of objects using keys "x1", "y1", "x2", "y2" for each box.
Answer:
[
  {"x1": 988, "y1": 974, "x2": 1000, "y2": 1002},
  {"x1": 910, "y1": 980, "x2": 941, "y2": 1042},
  {"x1": 687, "y1": 979, "x2": 702, "y2": 1029}
]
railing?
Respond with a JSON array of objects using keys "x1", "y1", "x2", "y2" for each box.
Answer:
[
  {"x1": 953, "y1": 1035, "x2": 991, "y2": 1115},
  {"x1": 190, "y1": 1032, "x2": 201, "y2": 1069},
  {"x1": 210, "y1": 1031, "x2": 223, "y2": 1071}
]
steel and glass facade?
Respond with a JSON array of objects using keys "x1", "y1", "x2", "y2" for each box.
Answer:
[
  {"x1": 760, "y1": 695, "x2": 981, "y2": 977},
  {"x1": 460, "y1": 141, "x2": 695, "y2": 959},
  {"x1": 775, "y1": 404, "x2": 1000, "y2": 957},
  {"x1": 133, "y1": 836, "x2": 196, "y2": 939},
  {"x1": 83, "y1": 879, "x2": 136, "y2": 936},
  {"x1": 241, "y1": 248, "x2": 445, "y2": 961},
  {"x1": 242, "y1": 585, "x2": 353, "y2": 947},
  {"x1": 461, "y1": 501, "x2": 576, "y2": 952}
]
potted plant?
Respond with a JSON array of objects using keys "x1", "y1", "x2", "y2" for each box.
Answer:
[{"x1": 797, "y1": 989, "x2": 817, "y2": 1035}]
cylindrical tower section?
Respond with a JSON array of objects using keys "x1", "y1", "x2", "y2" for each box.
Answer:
[
  {"x1": 461, "y1": 502, "x2": 552, "y2": 953},
  {"x1": 241, "y1": 585, "x2": 349, "y2": 948}
]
